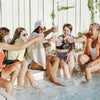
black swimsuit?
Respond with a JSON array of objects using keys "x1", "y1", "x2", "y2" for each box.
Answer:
[{"x1": 56, "y1": 37, "x2": 72, "y2": 60}]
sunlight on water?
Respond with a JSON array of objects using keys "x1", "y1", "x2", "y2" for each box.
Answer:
[{"x1": 14, "y1": 73, "x2": 100, "y2": 100}]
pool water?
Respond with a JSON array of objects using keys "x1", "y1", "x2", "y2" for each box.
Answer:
[{"x1": 13, "y1": 73, "x2": 100, "y2": 100}]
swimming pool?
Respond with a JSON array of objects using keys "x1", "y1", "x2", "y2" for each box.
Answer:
[{"x1": 13, "y1": 73, "x2": 100, "y2": 100}]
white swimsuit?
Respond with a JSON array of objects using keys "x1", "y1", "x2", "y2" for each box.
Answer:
[{"x1": 89, "y1": 45, "x2": 97, "y2": 60}]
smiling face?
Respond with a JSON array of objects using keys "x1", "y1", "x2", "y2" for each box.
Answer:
[
  {"x1": 63, "y1": 24, "x2": 72, "y2": 37},
  {"x1": 38, "y1": 26, "x2": 46, "y2": 34},
  {"x1": 63, "y1": 27, "x2": 71, "y2": 36},
  {"x1": 19, "y1": 30, "x2": 28, "y2": 40},
  {"x1": 88, "y1": 25, "x2": 99, "y2": 40}
]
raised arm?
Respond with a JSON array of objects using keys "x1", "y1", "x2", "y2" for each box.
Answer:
[
  {"x1": 44, "y1": 27, "x2": 57, "y2": 37},
  {"x1": 0, "y1": 36, "x2": 47, "y2": 51}
]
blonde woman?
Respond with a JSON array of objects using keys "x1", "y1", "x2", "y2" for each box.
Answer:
[{"x1": 74, "y1": 23, "x2": 100, "y2": 81}]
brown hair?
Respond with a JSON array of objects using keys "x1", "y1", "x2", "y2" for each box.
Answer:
[
  {"x1": 63, "y1": 23, "x2": 73, "y2": 32},
  {"x1": 0, "y1": 27, "x2": 10, "y2": 42},
  {"x1": 10, "y1": 27, "x2": 25, "y2": 44}
]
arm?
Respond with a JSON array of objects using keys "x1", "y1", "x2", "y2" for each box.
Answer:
[
  {"x1": 0, "y1": 36, "x2": 47, "y2": 51},
  {"x1": 92, "y1": 56, "x2": 100, "y2": 65},
  {"x1": 86, "y1": 56, "x2": 100, "y2": 67},
  {"x1": 74, "y1": 37, "x2": 85, "y2": 43},
  {"x1": 44, "y1": 27, "x2": 56, "y2": 37}
]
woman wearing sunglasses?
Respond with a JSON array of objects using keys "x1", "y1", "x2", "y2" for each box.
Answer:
[
  {"x1": 6, "y1": 27, "x2": 43, "y2": 89},
  {"x1": 0, "y1": 27, "x2": 47, "y2": 95}
]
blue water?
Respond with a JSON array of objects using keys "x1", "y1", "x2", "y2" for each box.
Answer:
[{"x1": 14, "y1": 73, "x2": 100, "y2": 100}]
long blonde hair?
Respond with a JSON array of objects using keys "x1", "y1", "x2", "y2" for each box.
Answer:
[{"x1": 10, "y1": 27, "x2": 25, "y2": 44}]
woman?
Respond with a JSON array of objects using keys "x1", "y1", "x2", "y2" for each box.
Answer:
[
  {"x1": 55, "y1": 23, "x2": 75, "y2": 79},
  {"x1": 26, "y1": 20, "x2": 57, "y2": 70},
  {"x1": 26, "y1": 20, "x2": 64, "y2": 86},
  {"x1": 74, "y1": 23, "x2": 100, "y2": 81},
  {"x1": 0, "y1": 27, "x2": 47, "y2": 95},
  {"x1": 6, "y1": 27, "x2": 46, "y2": 88}
]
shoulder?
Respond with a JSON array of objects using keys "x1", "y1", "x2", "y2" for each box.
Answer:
[
  {"x1": 28, "y1": 32, "x2": 38, "y2": 40},
  {"x1": 14, "y1": 38, "x2": 25, "y2": 45}
]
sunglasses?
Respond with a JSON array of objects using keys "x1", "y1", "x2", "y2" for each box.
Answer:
[{"x1": 23, "y1": 33, "x2": 28, "y2": 37}]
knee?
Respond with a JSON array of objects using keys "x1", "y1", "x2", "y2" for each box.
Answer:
[
  {"x1": 21, "y1": 60, "x2": 28, "y2": 65},
  {"x1": 78, "y1": 54, "x2": 83, "y2": 61},
  {"x1": 53, "y1": 56, "x2": 60, "y2": 62},
  {"x1": 78, "y1": 54, "x2": 85, "y2": 64},
  {"x1": 15, "y1": 62, "x2": 21, "y2": 71},
  {"x1": 46, "y1": 56, "x2": 52, "y2": 61}
]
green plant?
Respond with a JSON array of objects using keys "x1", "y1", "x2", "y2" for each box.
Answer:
[
  {"x1": 51, "y1": 10, "x2": 56, "y2": 25},
  {"x1": 88, "y1": 0, "x2": 100, "y2": 23},
  {"x1": 78, "y1": 32, "x2": 86, "y2": 49},
  {"x1": 48, "y1": 49, "x2": 57, "y2": 55},
  {"x1": 75, "y1": 48, "x2": 83, "y2": 52},
  {"x1": 77, "y1": 32, "x2": 85, "y2": 37},
  {"x1": 75, "y1": 32, "x2": 87, "y2": 52},
  {"x1": 50, "y1": 5, "x2": 74, "y2": 25},
  {"x1": 59, "y1": 6, "x2": 74, "y2": 11},
  {"x1": 88, "y1": 0, "x2": 94, "y2": 23},
  {"x1": 95, "y1": 0, "x2": 100, "y2": 18}
]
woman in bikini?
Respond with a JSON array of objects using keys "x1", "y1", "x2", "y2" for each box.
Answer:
[{"x1": 55, "y1": 23, "x2": 75, "y2": 79}]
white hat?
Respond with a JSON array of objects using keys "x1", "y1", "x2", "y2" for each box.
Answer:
[{"x1": 35, "y1": 20, "x2": 45, "y2": 29}]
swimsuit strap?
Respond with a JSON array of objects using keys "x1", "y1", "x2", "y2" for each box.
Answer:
[{"x1": 0, "y1": 71, "x2": 1, "y2": 77}]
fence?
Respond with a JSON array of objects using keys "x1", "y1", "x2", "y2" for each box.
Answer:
[{"x1": 0, "y1": 0, "x2": 100, "y2": 38}]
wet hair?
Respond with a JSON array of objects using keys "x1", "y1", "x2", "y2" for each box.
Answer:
[
  {"x1": 63, "y1": 23, "x2": 73, "y2": 32},
  {"x1": 32, "y1": 26, "x2": 46, "y2": 34},
  {"x1": 10, "y1": 27, "x2": 26, "y2": 44},
  {"x1": 90, "y1": 23, "x2": 100, "y2": 31},
  {"x1": 0, "y1": 27, "x2": 10, "y2": 42}
]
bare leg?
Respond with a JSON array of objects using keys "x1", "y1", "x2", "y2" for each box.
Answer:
[
  {"x1": 0, "y1": 78, "x2": 12, "y2": 95},
  {"x1": 46, "y1": 60, "x2": 58, "y2": 83},
  {"x1": 2, "y1": 62, "x2": 21, "y2": 84},
  {"x1": 25, "y1": 69, "x2": 39, "y2": 89},
  {"x1": 78, "y1": 54, "x2": 91, "y2": 72},
  {"x1": 67, "y1": 51, "x2": 76, "y2": 75},
  {"x1": 31, "y1": 62, "x2": 44, "y2": 70},
  {"x1": 46, "y1": 56, "x2": 64, "y2": 86},
  {"x1": 18, "y1": 60, "x2": 28, "y2": 86},
  {"x1": 47, "y1": 56, "x2": 59, "y2": 75},
  {"x1": 85, "y1": 62, "x2": 100, "y2": 80},
  {"x1": 60, "y1": 59, "x2": 71, "y2": 79}
]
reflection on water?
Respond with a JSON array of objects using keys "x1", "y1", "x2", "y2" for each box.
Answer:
[{"x1": 14, "y1": 73, "x2": 100, "y2": 100}]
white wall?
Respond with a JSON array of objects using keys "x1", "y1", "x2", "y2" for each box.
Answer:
[{"x1": 0, "y1": 0, "x2": 99, "y2": 38}]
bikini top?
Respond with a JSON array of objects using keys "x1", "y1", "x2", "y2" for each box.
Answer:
[
  {"x1": 56, "y1": 35, "x2": 72, "y2": 50},
  {"x1": 0, "y1": 51, "x2": 5, "y2": 69}
]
